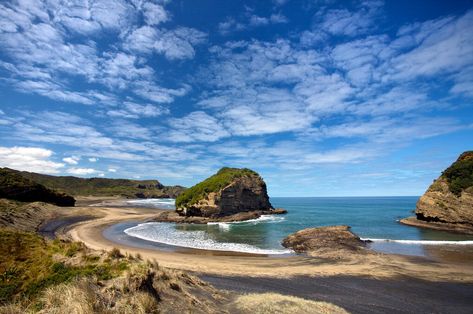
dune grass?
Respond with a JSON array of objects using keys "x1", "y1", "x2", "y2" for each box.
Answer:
[
  {"x1": 0, "y1": 229, "x2": 128, "y2": 305},
  {"x1": 233, "y1": 292, "x2": 349, "y2": 314}
]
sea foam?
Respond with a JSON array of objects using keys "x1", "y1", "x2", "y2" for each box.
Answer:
[
  {"x1": 361, "y1": 238, "x2": 473, "y2": 245},
  {"x1": 126, "y1": 198, "x2": 175, "y2": 209},
  {"x1": 124, "y1": 222, "x2": 292, "y2": 255}
]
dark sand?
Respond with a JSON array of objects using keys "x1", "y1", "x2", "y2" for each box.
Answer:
[{"x1": 200, "y1": 274, "x2": 473, "y2": 314}]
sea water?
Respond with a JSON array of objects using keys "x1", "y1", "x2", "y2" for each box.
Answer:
[{"x1": 121, "y1": 197, "x2": 473, "y2": 256}]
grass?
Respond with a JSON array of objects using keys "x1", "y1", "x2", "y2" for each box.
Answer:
[
  {"x1": 0, "y1": 168, "x2": 75, "y2": 206},
  {"x1": 233, "y1": 293, "x2": 349, "y2": 314},
  {"x1": 0, "y1": 229, "x2": 128, "y2": 305},
  {"x1": 9, "y1": 167, "x2": 185, "y2": 198},
  {"x1": 175, "y1": 167, "x2": 259, "y2": 209},
  {"x1": 442, "y1": 151, "x2": 473, "y2": 196}
]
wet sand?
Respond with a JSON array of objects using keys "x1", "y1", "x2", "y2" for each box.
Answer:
[
  {"x1": 43, "y1": 201, "x2": 473, "y2": 312},
  {"x1": 58, "y1": 203, "x2": 473, "y2": 282},
  {"x1": 199, "y1": 274, "x2": 473, "y2": 314}
]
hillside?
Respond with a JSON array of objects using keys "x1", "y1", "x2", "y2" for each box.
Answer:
[
  {"x1": 6, "y1": 168, "x2": 185, "y2": 199},
  {"x1": 0, "y1": 168, "x2": 75, "y2": 206},
  {"x1": 401, "y1": 151, "x2": 473, "y2": 234}
]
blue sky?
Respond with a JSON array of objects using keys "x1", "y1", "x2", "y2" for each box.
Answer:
[{"x1": 0, "y1": 0, "x2": 472, "y2": 196}]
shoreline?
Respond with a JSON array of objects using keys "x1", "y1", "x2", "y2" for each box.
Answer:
[
  {"x1": 400, "y1": 216, "x2": 473, "y2": 235},
  {"x1": 58, "y1": 200, "x2": 473, "y2": 282}
]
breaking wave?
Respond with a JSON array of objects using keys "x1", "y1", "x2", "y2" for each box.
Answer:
[
  {"x1": 362, "y1": 238, "x2": 473, "y2": 245},
  {"x1": 124, "y1": 222, "x2": 292, "y2": 255}
]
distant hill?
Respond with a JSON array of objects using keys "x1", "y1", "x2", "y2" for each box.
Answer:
[
  {"x1": 0, "y1": 168, "x2": 75, "y2": 206},
  {"x1": 2, "y1": 168, "x2": 186, "y2": 199}
]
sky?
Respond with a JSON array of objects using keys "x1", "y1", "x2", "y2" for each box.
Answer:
[{"x1": 0, "y1": 0, "x2": 472, "y2": 197}]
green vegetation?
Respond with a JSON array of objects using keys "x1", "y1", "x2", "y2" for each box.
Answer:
[
  {"x1": 442, "y1": 151, "x2": 473, "y2": 196},
  {"x1": 0, "y1": 229, "x2": 129, "y2": 304},
  {"x1": 175, "y1": 167, "x2": 259, "y2": 208},
  {"x1": 7, "y1": 167, "x2": 185, "y2": 198},
  {"x1": 0, "y1": 168, "x2": 75, "y2": 206}
]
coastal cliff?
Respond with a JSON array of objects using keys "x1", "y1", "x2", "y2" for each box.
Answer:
[
  {"x1": 0, "y1": 168, "x2": 75, "y2": 206},
  {"x1": 6, "y1": 167, "x2": 185, "y2": 199},
  {"x1": 155, "y1": 167, "x2": 285, "y2": 223},
  {"x1": 400, "y1": 151, "x2": 473, "y2": 234}
]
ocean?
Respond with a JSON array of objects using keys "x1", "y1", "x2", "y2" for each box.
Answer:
[{"x1": 113, "y1": 197, "x2": 473, "y2": 256}]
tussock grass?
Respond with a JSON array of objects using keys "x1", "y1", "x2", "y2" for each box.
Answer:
[{"x1": 233, "y1": 293, "x2": 349, "y2": 314}]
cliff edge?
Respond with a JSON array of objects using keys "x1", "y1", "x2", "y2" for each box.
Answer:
[
  {"x1": 400, "y1": 151, "x2": 473, "y2": 234},
  {"x1": 155, "y1": 167, "x2": 285, "y2": 223}
]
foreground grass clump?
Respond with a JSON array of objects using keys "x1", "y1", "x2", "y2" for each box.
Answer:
[
  {"x1": 233, "y1": 293, "x2": 349, "y2": 314},
  {"x1": 442, "y1": 151, "x2": 473, "y2": 196},
  {"x1": 175, "y1": 167, "x2": 259, "y2": 208},
  {"x1": 0, "y1": 229, "x2": 128, "y2": 305}
]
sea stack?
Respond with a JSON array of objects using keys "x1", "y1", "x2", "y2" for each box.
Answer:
[
  {"x1": 175, "y1": 167, "x2": 284, "y2": 217},
  {"x1": 400, "y1": 151, "x2": 473, "y2": 234}
]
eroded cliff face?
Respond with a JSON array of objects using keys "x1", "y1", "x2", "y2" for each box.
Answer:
[
  {"x1": 177, "y1": 173, "x2": 273, "y2": 217},
  {"x1": 415, "y1": 177, "x2": 473, "y2": 226},
  {"x1": 401, "y1": 151, "x2": 473, "y2": 233}
]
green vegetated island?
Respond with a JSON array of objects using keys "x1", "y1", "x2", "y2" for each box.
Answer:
[{"x1": 154, "y1": 167, "x2": 287, "y2": 223}]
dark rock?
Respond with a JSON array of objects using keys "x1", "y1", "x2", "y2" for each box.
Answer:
[
  {"x1": 175, "y1": 167, "x2": 284, "y2": 218},
  {"x1": 400, "y1": 151, "x2": 473, "y2": 234},
  {"x1": 281, "y1": 225, "x2": 366, "y2": 254}
]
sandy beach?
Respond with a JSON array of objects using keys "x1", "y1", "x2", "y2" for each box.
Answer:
[
  {"x1": 31, "y1": 199, "x2": 473, "y2": 313},
  {"x1": 55, "y1": 199, "x2": 473, "y2": 282}
]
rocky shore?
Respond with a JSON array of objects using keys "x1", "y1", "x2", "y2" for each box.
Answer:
[
  {"x1": 153, "y1": 208, "x2": 287, "y2": 224},
  {"x1": 400, "y1": 151, "x2": 473, "y2": 234},
  {"x1": 282, "y1": 225, "x2": 369, "y2": 258}
]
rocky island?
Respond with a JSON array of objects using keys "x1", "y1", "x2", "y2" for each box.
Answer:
[
  {"x1": 154, "y1": 167, "x2": 286, "y2": 223},
  {"x1": 401, "y1": 151, "x2": 473, "y2": 234},
  {"x1": 282, "y1": 225, "x2": 368, "y2": 258}
]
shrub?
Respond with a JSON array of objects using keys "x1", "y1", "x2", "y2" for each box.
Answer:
[
  {"x1": 442, "y1": 153, "x2": 473, "y2": 196},
  {"x1": 175, "y1": 167, "x2": 259, "y2": 208}
]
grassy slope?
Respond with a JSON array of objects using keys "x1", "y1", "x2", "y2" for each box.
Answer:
[
  {"x1": 0, "y1": 229, "x2": 225, "y2": 313},
  {"x1": 0, "y1": 168, "x2": 75, "y2": 206},
  {"x1": 5, "y1": 168, "x2": 185, "y2": 198},
  {"x1": 175, "y1": 167, "x2": 259, "y2": 208},
  {"x1": 442, "y1": 151, "x2": 473, "y2": 196}
]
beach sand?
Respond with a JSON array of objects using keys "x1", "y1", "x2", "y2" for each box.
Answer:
[
  {"x1": 56, "y1": 201, "x2": 473, "y2": 282},
  {"x1": 40, "y1": 200, "x2": 473, "y2": 313}
]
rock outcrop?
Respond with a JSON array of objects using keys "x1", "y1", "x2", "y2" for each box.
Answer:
[
  {"x1": 400, "y1": 151, "x2": 473, "y2": 234},
  {"x1": 281, "y1": 226, "x2": 367, "y2": 257},
  {"x1": 174, "y1": 167, "x2": 285, "y2": 218},
  {"x1": 0, "y1": 168, "x2": 75, "y2": 206}
]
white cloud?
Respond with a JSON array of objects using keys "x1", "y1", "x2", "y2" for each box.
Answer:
[
  {"x1": 88, "y1": 157, "x2": 98, "y2": 162},
  {"x1": 62, "y1": 156, "x2": 80, "y2": 165},
  {"x1": 67, "y1": 167, "x2": 98, "y2": 175},
  {"x1": 0, "y1": 146, "x2": 64, "y2": 173},
  {"x1": 218, "y1": 12, "x2": 288, "y2": 35},
  {"x1": 142, "y1": 2, "x2": 169, "y2": 25},
  {"x1": 167, "y1": 111, "x2": 229, "y2": 142},
  {"x1": 108, "y1": 168, "x2": 117, "y2": 172},
  {"x1": 124, "y1": 26, "x2": 207, "y2": 60},
  {"x1": 107, "y1": 101, "x2": 169, "y2": 119}
]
